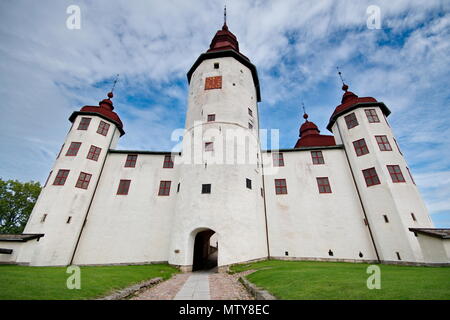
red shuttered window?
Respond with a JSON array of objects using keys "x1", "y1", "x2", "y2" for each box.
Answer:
[
  {"x1": 365, "y1": 109, "x2": 380, "y2": 123},
  {"x1": 163, "y1": 155, "x2": 174, "y2": 168},
  {"x1": 275, "y1": 179, "x2": 287, "y2": 195},
  {"x1": 311, "y1": 151, "x2": 324, "y2": 164},
  {"x1": 353, "y1": 138, "x2": 369, "y2": 156},
  {"x1": 78, "y1": 117, "x2": 91, "y2": 130},
  {"x1": 387, "y1": 165, "x2": 405, "y2": 183},
  {"x1": 345, "y1": 113, "x2": 359, "y2": 129},
  {"x1": 117, "y1": 180, "x2": 131, "y2": 195},
  {"x1": 205, "y1": 76, "x2": 222, "y2": 90},
  {"x1": 158, "y1": 181, "x2": 171, "y2": 196},
  {"x1": 272, "y1": 152, "x2": 284, "y2": 167},
  {"x1": 362, "y1": 167, "x2": 380, "y2": 187},
  {"x1": 53, "y1": 169, "x2": 70, "y2": 186},
  {"x1": 66, "y1": 142, "x2": 81, "y2": 156},
  {"x1": 316, "y1": 177, "x2": 332, "y2": 193},
  {"x1": 75, "y1": 172, "x2": 92, "y2": 190},
  {"x1": 125, "y1": 154, "x2": 138, "y2": 168},
  {"x1": 87, "y1": 145, "x2": 102, "y2": 161},
  {"x1": 97, "y1": 120, "x2": 110, "y2": 136},
  {"x1": 375, "y1": 135, "x2": 392, "y2": 151}
]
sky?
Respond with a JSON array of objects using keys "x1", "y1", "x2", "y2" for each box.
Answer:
[{"x1": 0, "y1": 0, "x2": 449, "y2": 227}]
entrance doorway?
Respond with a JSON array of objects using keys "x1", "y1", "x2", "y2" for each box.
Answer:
[{"x1": 192, "y1": 229, "x2": 217, "y2": 271}]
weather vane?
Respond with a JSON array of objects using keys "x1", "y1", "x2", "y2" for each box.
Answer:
[
  {"x1": 336, "y1": 67, "x2": 345, "y2": 85},
  {"x1": 224, "y1": 4, "x2": 227, "y2": 25},
  {"x1": 111, "y1": 74, "x2": 120, "y2": 93}
]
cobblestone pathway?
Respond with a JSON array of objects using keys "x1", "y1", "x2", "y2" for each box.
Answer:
[{"x1": 132, "y1": 270, "x2": 255, "y2": 300}]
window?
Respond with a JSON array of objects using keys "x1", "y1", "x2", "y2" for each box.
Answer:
[
  {"x1": 202, "y1": 184, "x2": 211, "y2": 194},
  {"x1": 248, "y1": 122, "x2": 253, "y2": 130},
  {"x1": 66, "y1": 216, "x2": 72, "y2": 224},
  {"x1": 272, "y1": 152, "x2": 284, "y2": 167},
  {"x1": 87, "y1": 145, "x2": 102, "y2": 161},
  {"x1": 328, "y1": 250, "x2": 334, "y2": 256},
  {"x1": 57, "y1": 144, "x2": 65, "y2": 159},
  {"x1": 78, "y1": 117, "x2": 91, "y2": 130},
  {"x1": 66, "y1": 142, "x2": 81, "y2": 156},
  {"x1": 44, "y1": 171, "x2": 52, "y2": 187},
  {"x1": 75, "y1": 172, "x2": 92, "y2": 190},
  {"x1": 246, "y1": 178, "x2": 252, "y2": 189},
  {"x1": 205, "y1": 142, "x2": 214, "y2": 152},
  {"x1": 41, "y1": 214, "x2": 47, "y2": 223},
  {"x1": 214, "y1": 62, "x2": 219, "y2": 69},
  {"x1": 344, "y1": 113, "x2": 359, "y2": 129},
  {"x1": 365, "y1": 109, "x2": 380, "y2": 123},
  {"x1": 362, "y1": 167, "x2": 380, "y2": 187},
  {"x1": 383, "y1": 215, "x2": 389, "y2": 223},
  {"x1": 353, "y1": 138, "x2": 369, "y2": 156},
  {"x1": 411, "y1": 213, "x2": 417, "y2": 222},
  {"x1": 275, "y1": 179, "x2": 287, "y2": 195},
  {"x1": 158, "y1": 181, "x2": 171, "y2": 196},
  {"x1": 393, "y1": 138, "x2": 403, "y2": 155},
  {"x1": 207, "y1": 114, "x2": 215, "y2": 122},
  {"x1": 117, "y1": 180, "x2": 131, "y2": 195},
  {"x1": 125, "y1": 154, "x2": 138, "y2": 168},
  {"x1": 375, "y1": 135, "x2": 392, "y2": 151},
  {"x1": 163, "y1": 155, "x2": 174, "y2": 168},
  {"x1": 387, "y1": 165, "x2": 405, "y2": 183},
  {"x1": 396, "y1": 252, "x2": 401, "y2": 261},
  {"x1": 177, "y1": 182, "x2": 180, "y2": 193},
  {"x1": 248, "y1": 108, "x2": 253, "y2": 117},
  {"x1": 205, "y1": 76, "x2": 222, "y2": 90},
  {"x1": 53, "y1": 169, "x2": 69, "y2": 186},
  {"x1": 406, "y1": 167, "x2": 416, "y2": 185},
  {"x1": 97, "y1": 120, "x2": 110, "y2": 136},
  {"x1": 311, "y1": 151, "x2": 324, "y2": 164},
  {"x1": 316, "y1": 177, "x2": 332, "y2": 193}
]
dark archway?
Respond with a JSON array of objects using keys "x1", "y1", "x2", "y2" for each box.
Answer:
[{"x1": 192, "y1": 229, "x2": 217, "y2": 271}]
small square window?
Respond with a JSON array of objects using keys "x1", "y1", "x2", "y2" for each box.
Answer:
[
  {"x1": 214, "y1": 63, "x2": 219, "y2": 69},
  {"x1": 207, "y1": 114, "x2": 216, "y2": 122},
  {"x1": 97, "y1": 120, "x2": 110, "y2": 136},
  {"x1": 387, "y1": 165, "x2": 405, "y2": 183},
  {"x1": 311, "y1": 151, "x2": 324, "y2": 164},
  {"x1": 248, "y1": 122, "x2": 253, "y2": 130},
  {"x1": 365, "y1": 109, "x2": 380, "y2": 123},
  {"x1": 125, "y1": 154, "x2": 138, "y2": 168},
  {"x1": 353, "y1": 139, "x2": 369, "y2": 156},
  {"x1": 66, "y1": 142, "x2": 82, "y2": 156},
  {"x1": 53, "y1": 169, "x2": 70, "y2": 186},
  {"x1": 163, "y1": 155, "x2": 174, "y2": 168},
  {"x1": 246, "y1": 178, "x2": 252, "y2": 189},
  {"x1": 316, "y1": 177, "x2": 332, "y2": 193},
  {"x1": 272, "y1": 153, "x2": 284, "y2": 167},
  {"x1": 202, "y1": 184, "x2": 211, "y2": 194},
  {"x1": 78, "y1": 117, "x2": 91, "y2": 130},
  {"x1": 274, "y1": 179, "x2": 287, "y2": 195},
  {"x1": 87, "y1": 145, "x2": 102, "y2": 161},
  {"x1": 248, "y1": 108, "x2": 253, "y2": 117},
  {"x1": 205, "y1": 142, "x2": 214, "y2": 152},
  {"x1": 375, "y1": 135, "x2": 392, "y2": 151},
  {"x1": 75, "y1": 172, "x2": 92, "y2": 190},
  {"x1": 362, "y1": 167, "x2": 380, "y2": 187},
  {"x1": 158, "y1": 181, "x2": 171, "y2": 196},
  {"x1": 345, "y1": 113, "x2": 359, "y2": 129},
  {"x1": 117, "y1": 180, "x2": 131, "y2": 195}
]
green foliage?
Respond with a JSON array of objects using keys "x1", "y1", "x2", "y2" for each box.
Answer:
[
  {"x1": 230, "y1": 260, "x2": 450, "y2": 300},
  {"x1": 0, "y1": 179, "x2": 41, "y2": 234},
  {"x1": 0, "y1": 264, "x2": 179, "y2": 300}
]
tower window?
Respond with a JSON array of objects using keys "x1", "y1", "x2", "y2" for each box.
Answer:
[
  {"x1": 41, "y1": 214, "x2": 47, "y2": 223},
  {"x1": 87, "y1": 145, "x2": 102, "y2": 161},
  {"x1": 353, "y1": 138, "x2": 369, "y2": 156},
  {"x1": 344, "y1": 113, "x2": 359, "y2": 129},
  {"x1": 75, "y1": 172, "x2": 92, "y2": 190},
  {"x1": 375, "y1": 135, "x2": 392, "y2": 151},
  {"x1": 246, "y1": 178, "x2": 252, "y2": 189},
  {"x1": 311, "y1": 151, "x2": 324, "y2": 164},
  {"x1": 66, "y1": 142, "x2": 82, "y2": 156},
  {"x1": 274, "y1": 179, "x2": 287, "y2": 195},
  {"x1": 66, "y1": 216, "x2": 72, "y2": 224},
  {"x1": 205, "y1": 76, "x2": 222, "y2": 90},
  {"x1": 207, "y1": 114, "x2": 216, "y2": 122},
  {"x1": 53, "y1": 169, "x2": 70, "y2": 186},
  {"x1": 205, "y1": 142, "x2": 214, "y2": 152},
  {"x1": 406, "y1": 167, "x2": 416, "y2": 185},
  {"x1": 362, "y1": 167, "x2": 380, "y2": 187},
  {"x1": 214, "y1": 62, "x2": 219, "y2": 69},
  {"x1": 177, "y1": 182, "x2": 180, "y2": 193},
  {"x1": 411, "y1": 213, "x2": 417, "y2": 222},
  {"x1": 387, "y1": 165, "x2": 405, "y2": 183},
  {"x1": 202, "y1": 184, "x2": 211, "y2": 194},
  {"x1": 97, "y1": 120, "x2": 110, "y2": 136},
  {"x1": 272, "y1": 152, "x2": 285, "y2": 167},
  {"x1": 383, "y1": 215, "x2": 389, "y2": 223},
  {"x1": 248, "y1": 122, "x2": 253, "y2": 130},
  {"x1": 117, "y1": 179, "x2": 131, "y2": 195},
  {"x1": 163, "y1": 155, "x2": 174, "y2": 168},
  {"x1": 396, "y1": 252, "x2": 402, "y2": 261},
  {"x1": 158, "y1": 181, "x2": 171, "y2": 196},
  {"x1": 248, "y1": 108, "x2": 253, "y2": 117},
  {"x1": 57, "y1": 144, "x2": 65, "y2": 159},
  {"x1": 316, "y1": 177, "x2": 332, "y2": 194},
  {"x1": 365, "y1": 109, "x2": 380, "y2": 123},
  {"x1": 124, "y1": 154, "x2": 138, "y2": 168},
  {"x1": 44, "y1": 171, "x2": 52, "y2": 188},
  {"x1": 78, "y1": 117, "x2": 91, "y2": 130}
]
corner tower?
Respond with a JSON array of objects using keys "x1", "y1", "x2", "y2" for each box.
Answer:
[
  {"x1": 328, "y1": 84, "x2": 433, "y2": 263},
  {"x1": 17, "y1": 93, "x2": 124, "y2": 266},
  {"x1": 168, "y1": 19, "x2": 268, "y2": 271}
]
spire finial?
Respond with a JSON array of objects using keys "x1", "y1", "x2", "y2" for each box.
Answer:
[
  {"x1": 224, "y1": 4, "x2": 227, "y2": 25},
  {"x1": 336, "y1": 67, "x2": 348, "y2": 92},
  {"x1": 302, "y1": 102, "x2": 308, "y2": 121}
]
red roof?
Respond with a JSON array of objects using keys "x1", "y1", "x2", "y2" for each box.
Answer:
[
  {"x1": 207, "y1": 23, "x2": 240, "y2": 53},
  {"x1": 294, "y1": 114, "x2": 336, "y2": 148}
]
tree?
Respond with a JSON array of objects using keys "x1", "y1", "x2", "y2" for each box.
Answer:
[{"x1": 0, "y1": 179, "x2": 41, "y2": 234}]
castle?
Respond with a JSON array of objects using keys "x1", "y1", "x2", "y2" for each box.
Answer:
[{"x1": 1, "y1": 21, "x2": 449, "y2": 269}]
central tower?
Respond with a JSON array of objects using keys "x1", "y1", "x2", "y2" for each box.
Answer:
[{"x1": 168, "y1": 19, "x2": 268, "y2": 271}]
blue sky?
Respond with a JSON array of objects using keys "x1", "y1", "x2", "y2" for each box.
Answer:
[{"x1": 0, "y1": 0, "x2": 449, "y2": 227}]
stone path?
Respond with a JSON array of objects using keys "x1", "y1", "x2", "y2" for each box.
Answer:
[{"x1": 132, "y1": 269, "x2": 254, "y2": 300}]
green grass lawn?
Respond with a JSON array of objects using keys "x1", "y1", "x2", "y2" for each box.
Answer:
[
  {"x1": 230, "y1": 260, "x2": 450, "y2": 300},
  {"x1": 0, "y1": 264, "x2": 179, "y2": 300}
]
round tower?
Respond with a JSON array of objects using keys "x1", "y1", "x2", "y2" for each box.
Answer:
[
  {"x1": 328, "y1": 84, "x2": 433, "y2": 263},
  {"x1": 18, "y1": 93, "x2": 124, "y2": 266},
  {"x1": 168, "y1": 21, "x2": 268, "y2": 271}
]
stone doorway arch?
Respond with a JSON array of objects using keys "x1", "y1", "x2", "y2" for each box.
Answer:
[{"x1": 192, "y1": 229, "x2": 217, "y2": 271}]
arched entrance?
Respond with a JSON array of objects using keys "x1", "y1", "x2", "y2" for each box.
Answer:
[{"x1": 192, "y1": 229, "x2": 217, "y2": 271}]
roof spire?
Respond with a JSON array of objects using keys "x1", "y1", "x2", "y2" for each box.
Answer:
[
  {"x1": 108, "y1": 74, "x2": 119, "y2": 98},
  {"x1": 224, "y1": 4, "x2": 227, "y2": 25},
  {"x1": 336, "y1": 66, "x2": 348, "y2": 92},
  {"x1": 301, "y1": 101, "x2": 308, "y2": 121}
]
